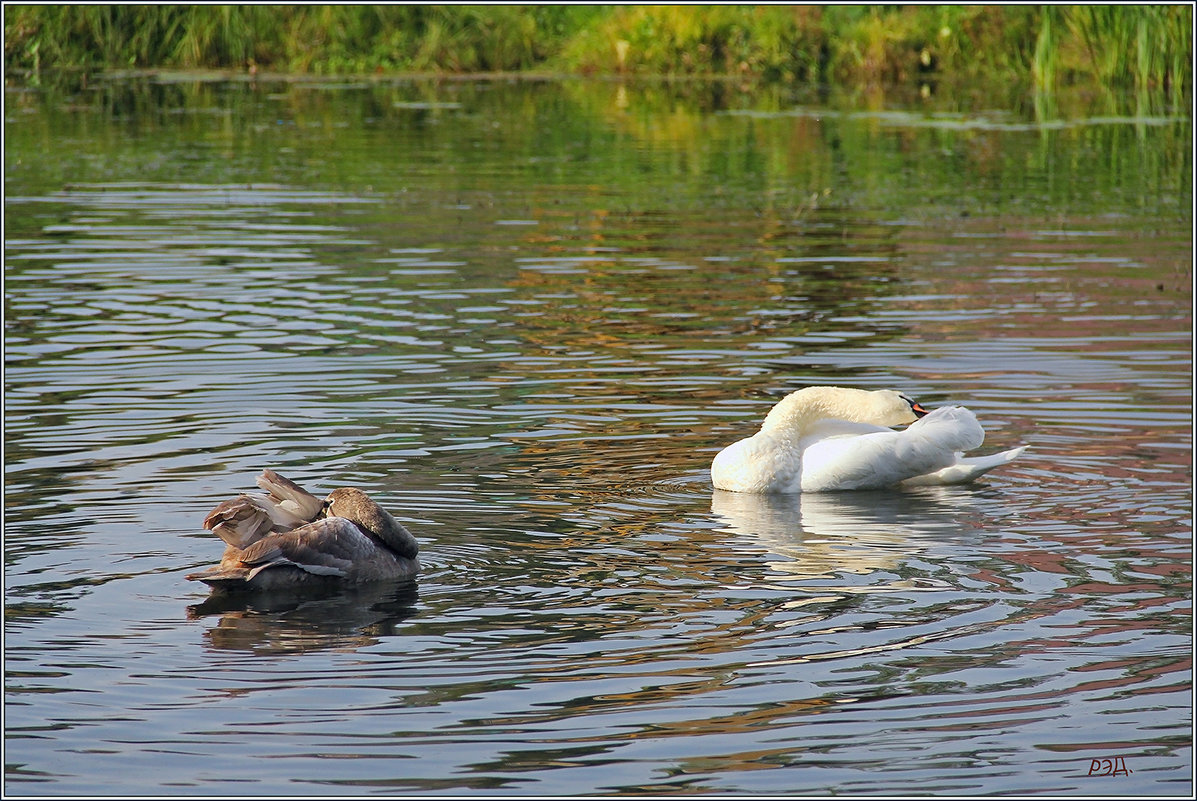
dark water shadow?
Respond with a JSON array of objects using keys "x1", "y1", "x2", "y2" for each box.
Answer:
[{"x1": 187, "y1": 579, "x2": 419, "y2": 654}]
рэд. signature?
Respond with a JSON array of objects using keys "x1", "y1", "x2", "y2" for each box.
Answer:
[{"x1": 1087, "y1": 757, "x2": 1133, "y2": 777}]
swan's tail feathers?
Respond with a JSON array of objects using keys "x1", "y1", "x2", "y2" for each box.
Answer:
[{"x1": 902, "y1": 445, "x2": 1028, "y2": 486}]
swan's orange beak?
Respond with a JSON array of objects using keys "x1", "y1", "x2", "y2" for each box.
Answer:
[{"x1": 911, "y1": 402, "x2": 929, "y2": 418}]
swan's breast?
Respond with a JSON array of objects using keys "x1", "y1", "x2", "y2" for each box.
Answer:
[{"x1": 711, "y1": 432, "x2": 802, "y2": 493}]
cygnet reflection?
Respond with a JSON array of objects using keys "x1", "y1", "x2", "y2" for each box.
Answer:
[{"x1": 187, "y1": 580, "x2": 419, "y2": 655}]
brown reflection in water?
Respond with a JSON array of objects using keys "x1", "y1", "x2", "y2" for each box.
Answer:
[
  {"x1": 188, "y1": 580, "x2": 418, "y2": 655},
  {"x1": 896, "y1": 213, "x2": 1190, "y2": 342},
  {"x1": 501, "y1": 208, "x2": 906, "y2": 348}
]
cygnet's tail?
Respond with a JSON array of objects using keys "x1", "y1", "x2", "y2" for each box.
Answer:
[
  {"x1": 902, "y1": 445, "x2": 1028, "y2": 486},
  {"x1": 186, "y1": 566, "x2": 252, "y2": 588}
]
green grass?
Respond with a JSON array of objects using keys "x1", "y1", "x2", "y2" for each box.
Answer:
[{"x1": 4, "y1": 5, "x2": 1190, "y2": 102}]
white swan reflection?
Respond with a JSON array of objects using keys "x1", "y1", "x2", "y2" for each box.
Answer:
[{"x1": 711, "y1": 487, "x2": 980, "y2": 584}]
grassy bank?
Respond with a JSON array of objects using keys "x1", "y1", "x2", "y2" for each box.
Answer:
[{"x1": 4, "y1": 5, "x2": 1191, "y2": 100}]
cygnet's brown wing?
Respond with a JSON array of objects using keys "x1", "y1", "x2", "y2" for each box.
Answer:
[
  {"x1": 237, "y1": 516, "x2": 372, "y2": 580},
  {"x1": 257, "y1": 469, "x2": 324, "y2": 521},
  {"x1": 203, "y1": 495, "x2": 275, "y2": 549}
]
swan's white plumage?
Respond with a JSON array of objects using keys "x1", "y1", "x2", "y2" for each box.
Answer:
[{"x1": 711, "y1": 386, "x2": 1024, "y2": 493}]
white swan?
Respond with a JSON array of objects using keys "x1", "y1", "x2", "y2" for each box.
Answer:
[
  {"x1": 188, "y1": 470, "x2": 419, "y2": 592},
  {"x1": 711, "y1": 386, "x2": 1026, "y2": 493}
]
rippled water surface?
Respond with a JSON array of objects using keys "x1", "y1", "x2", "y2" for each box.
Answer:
[{"x1": 5, "y1": 77, "x2": 1192, "y2": 795}]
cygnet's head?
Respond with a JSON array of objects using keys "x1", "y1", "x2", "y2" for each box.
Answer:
[{"x1": 324, "y1": 487, "x2": 418, "y2": 558}]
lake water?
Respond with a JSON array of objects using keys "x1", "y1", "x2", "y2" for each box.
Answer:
[{"x1": 4, "y1": 76, "x2": 1192, "y2": 795}]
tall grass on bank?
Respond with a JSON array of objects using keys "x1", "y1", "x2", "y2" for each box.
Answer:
[
  {"x1": 4, "y1": 5, "x2": 1191, "y2": 102},
  {"x1": 6, "y1": 6, "x2": 274, "y2": 72},
  {"x1": 1065, "y1": 5, "x2": 1190, "y2": 97},
  {"x1": 3, "y1": 5, "x2": 607, "y2": 74}
]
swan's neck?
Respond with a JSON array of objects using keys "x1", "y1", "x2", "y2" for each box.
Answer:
[{"x1": 759, "y1": 386, "x2": 877, "y2": 442}]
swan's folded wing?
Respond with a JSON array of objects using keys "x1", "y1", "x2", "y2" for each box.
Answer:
[
  {"x1": 799, "y1": 406, "x2": 1009, "y2": 491},
  {"x1": 906, "y1": 405, "x2": 985, "y2": 452},
  {"x1": 235, "y1": 517, "x2": 372, "y2": 580},
  {"x1": 798, "y1": 409, "x2": 983, "y2": 492},
  {"x1": 800, "y1": 430, "x2": 958, "y2": 491}
]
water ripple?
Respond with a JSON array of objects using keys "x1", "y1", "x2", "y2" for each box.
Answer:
[{"x1": 4, "y1": 78, "x2": 1190, "y2": 795}]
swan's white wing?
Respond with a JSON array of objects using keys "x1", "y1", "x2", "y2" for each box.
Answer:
[
  {"x1": 905, "y1": 405, "x2": 985, "y2": 451},
  {"x1": 798, "y1": 431, "x2": 943, "y2": 491},
  {"x1": 799, "y1": 406, "x2": 986, "y2": 492}
]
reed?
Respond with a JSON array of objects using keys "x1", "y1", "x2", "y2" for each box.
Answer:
[
  {"x1": 4, "y1": 6, "x2": 274, "y2": 70},
  {"x1": 1064, "y1": 5, "x2": 1190, "y2": 97},
  {"x1": 4, "y1": 4, "x2": 1190, "y2": 101}
]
